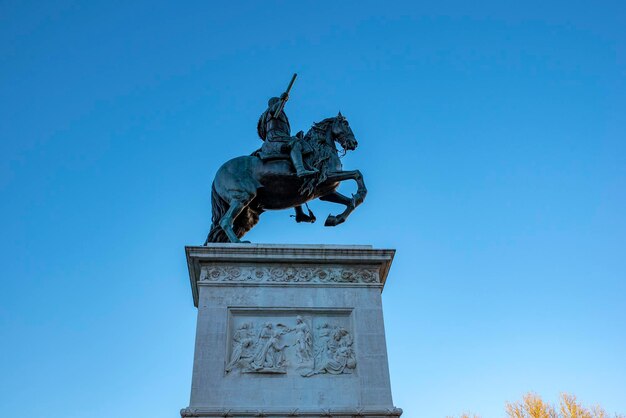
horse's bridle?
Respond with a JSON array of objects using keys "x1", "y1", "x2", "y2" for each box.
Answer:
[{"x1": 334, "y1": 119, "x2": 356, "y2": 153}]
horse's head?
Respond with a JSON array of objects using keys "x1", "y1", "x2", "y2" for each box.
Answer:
[{"x1": 332, "y1": 112, "x2": 357, "y2": 151}]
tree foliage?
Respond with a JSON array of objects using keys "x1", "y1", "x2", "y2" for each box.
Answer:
[{"x1": 448, "y1": 393, "x2": 624, "y2": 418}]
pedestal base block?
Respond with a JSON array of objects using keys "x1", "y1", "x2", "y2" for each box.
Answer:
[{"x1": 182, "y1": 244, "x2": 401, "y2": 417}]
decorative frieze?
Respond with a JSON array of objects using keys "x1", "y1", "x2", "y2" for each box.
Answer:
[{"x1": 199, "y1": 264, "x2": 379, "y2": 284}]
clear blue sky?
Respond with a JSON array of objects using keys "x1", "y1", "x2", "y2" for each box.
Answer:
[{"x1": 1, "y1": 1, "x2": 624, "y2": 417}]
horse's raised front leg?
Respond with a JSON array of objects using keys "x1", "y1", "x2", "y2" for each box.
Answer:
[
  {"x1": 319, "y1": 191, "x2": 354, "y2": 226},
  {"x1": 320, "y1": 170, "x2": 367, "y2": 227}
]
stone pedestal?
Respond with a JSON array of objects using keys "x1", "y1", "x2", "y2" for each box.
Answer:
[{"x1": 181, "y1": 244, "x2": 402, "y2": 417}]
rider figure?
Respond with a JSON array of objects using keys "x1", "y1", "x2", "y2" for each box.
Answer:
[{"x1": 257, "y1": 92, "x2": 318, "y2": 177}]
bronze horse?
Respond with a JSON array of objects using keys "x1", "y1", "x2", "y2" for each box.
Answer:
[{"x1": 205, "y1": 113, "x2": 366, "y2": 243}]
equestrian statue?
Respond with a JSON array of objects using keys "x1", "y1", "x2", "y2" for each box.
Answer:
[{"x1": 205, "y1": 74, "x2": 367, "y2": 244}]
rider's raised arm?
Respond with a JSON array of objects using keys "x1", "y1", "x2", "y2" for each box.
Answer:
[{"x1": 268, "y1": 96, "x2": 283, "y2": 118}]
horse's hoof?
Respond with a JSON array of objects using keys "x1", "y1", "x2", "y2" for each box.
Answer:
[
  {"x1": 325, "y1": 215, "x2": 337, "y2": 227},
  {"x1": 296, "y1": 215, "x2": 316, "y2": 224}
]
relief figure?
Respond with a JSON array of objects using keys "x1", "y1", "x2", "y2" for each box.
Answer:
[
  {"x1": 293, "y1": 315, "x2": 313, "y2": 363},
  {"x1": 225, "y1": 322, "x2": 256, "y2": 373},
  {"x1": 249, "y1": 323, "x2": 289, "y2": 373},
  {"x1": 306, "y1": 325, "x2": 356, "y2": 377}
]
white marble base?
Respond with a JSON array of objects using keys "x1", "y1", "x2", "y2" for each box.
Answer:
[{"x1": 181, "y1": 244, "x2": 402, "y2": 417}]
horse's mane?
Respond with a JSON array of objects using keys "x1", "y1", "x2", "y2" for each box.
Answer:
[
  {"x1": 306, "y1": 117, "x2": 336, "y2": 134},
  {"x1": 300, "y1": 117, "x2": 338, "y2": 195}
]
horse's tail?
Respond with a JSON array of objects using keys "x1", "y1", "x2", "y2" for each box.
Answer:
[{"x1": 204, "y1": 183, "x2": 230, "y2": 244}]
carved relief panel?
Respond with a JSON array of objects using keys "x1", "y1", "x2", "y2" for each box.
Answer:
[{"x1": 226, "y1": 310, "x2": 355, "y2": 377}]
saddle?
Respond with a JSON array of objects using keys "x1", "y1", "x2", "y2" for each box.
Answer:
[{"x1": 254, "y1": 131, "x2": 307, "y2": 161}]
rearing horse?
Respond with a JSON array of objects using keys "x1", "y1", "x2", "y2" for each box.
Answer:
[{"x1": 205, "y1": 112, "x2": 367, "y2": 243}]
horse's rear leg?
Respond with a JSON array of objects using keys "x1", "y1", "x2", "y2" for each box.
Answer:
[
  {"x1": 219, "y1": 197, "x2": 254, "y2": 243},
  {"x1": 293, "y1": 205, "x2": 316, "y2": 223}
]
